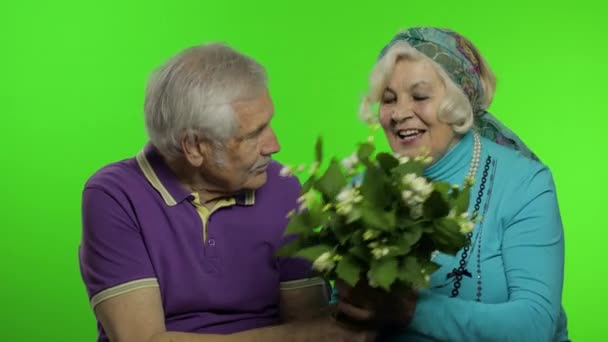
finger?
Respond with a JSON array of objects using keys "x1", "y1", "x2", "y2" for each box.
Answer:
[
  {"x1": 364, "y1": 331, "x2": 377, "y2": 342},
  {"x1": 334, "y1": 279, "x2": 352, "y2": 299},
  {"x1": 337, "y1": 301, "x2": 374, "y2": 321}
]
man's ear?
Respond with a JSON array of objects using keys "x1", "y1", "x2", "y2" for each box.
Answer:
[{"x1": 181, "y1": 134, "x2": 207, "y2": 167}]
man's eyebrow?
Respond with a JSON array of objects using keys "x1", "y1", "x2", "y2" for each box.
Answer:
[{"x1": 241, "y1": 119, "x2": 271, "y2": 139}]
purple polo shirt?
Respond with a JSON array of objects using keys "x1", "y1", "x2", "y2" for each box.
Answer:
[{"x1": 79, "y1": 144, "x2": 315, "y2": 341}]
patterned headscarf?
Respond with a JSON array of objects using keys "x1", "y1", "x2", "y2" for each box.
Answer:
[{"x1": 378, "y1": 27, "x2": 539, "y2": 161}]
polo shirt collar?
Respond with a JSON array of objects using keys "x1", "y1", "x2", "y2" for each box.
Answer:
[{"x1": 136, "y1": 143, "x2": 255, "y2": 207}]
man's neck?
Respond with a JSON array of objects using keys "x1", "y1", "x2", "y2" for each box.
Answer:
[{"x1": 164, "y1": 157, "x2": 236, "y2": 208}]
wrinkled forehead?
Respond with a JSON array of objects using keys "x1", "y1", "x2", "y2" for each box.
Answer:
[{"x1": 231, "y1": 92, "x2": 274, "y2": 129}]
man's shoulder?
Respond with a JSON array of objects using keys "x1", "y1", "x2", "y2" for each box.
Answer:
[
  {"x1": 84, "y1": 155, "x2": 143, "y2": 193},
  {"x1": 253, "y1": 160, "x2": 302, "y2": 206}
]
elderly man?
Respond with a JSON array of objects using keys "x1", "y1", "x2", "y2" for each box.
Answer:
[{"x1": 79, "y1": 43, "x2": 372, "y2": 342}]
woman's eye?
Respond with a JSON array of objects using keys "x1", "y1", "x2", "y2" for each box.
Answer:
[
  {"x1": 413, "y1": 95, "x2": 429, "y2": 101},
  {"x1": 382, "y1": 96, "x2": 396, "y2": 103}
]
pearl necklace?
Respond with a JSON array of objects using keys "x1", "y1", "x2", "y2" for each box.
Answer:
[
  {"x1": 466, "y1": 131, "x2": 482, "y2": 182},
  {"x1": 431, "y1": 131, "x2": 482, "y2": 262}
]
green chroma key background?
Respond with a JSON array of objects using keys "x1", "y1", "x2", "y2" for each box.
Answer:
[{"x1": 1, "y1": 0, "x2": 605, "y2": 340}]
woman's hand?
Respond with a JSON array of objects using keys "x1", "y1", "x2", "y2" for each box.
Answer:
[{"x1": 334, "y1": 279, "x2": 418, "y2": 329}]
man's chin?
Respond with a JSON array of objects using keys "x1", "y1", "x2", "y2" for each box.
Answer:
[{"x1": 244, "y1": 172, "x2": 268, "y2": 190}]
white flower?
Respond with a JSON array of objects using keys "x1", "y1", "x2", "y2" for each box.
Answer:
[
  {"x1": 359, "y1": 101, "x2": 378, "y2": 125},
  {"x1": 297, "y1": 191, "x2": 316, "y2": 210},
  {"x1": 402, "y1": 173, "x2": 433, "y2": 209},
  {"x1": 410, "y1": 177, "x2": 433, "y2": 197},
  {"x1": 464, "y1": 176, "x2": 475, "y2": 187},
  {"x1": 371, "y1": 248, "x2": 382, "y2": 259},
  {"x1": 402, "y1": 173, "x2": 417, "y2": 185},
  {"x1": 447, "y1": 209, "x2": 457, "y2": 218},
  {"x1": 363, "y1": 229, "x2": 379, "y2": 241},
  {"x1": 341, "y1": 152, "x2": 359, "y2": 170},
  {"x1": 394, "y1": 153, "x2": 410, "y2": 164},
  {"x1": 367, "y1": 270, "x2": 379, "y2": 288},
  {"x1": 336, "y1": 203, "x2": 353, "y2": 215},
  {"x1": 279, "y1": 166, "x2": 293, "y2": 177},
  {"x1": 308, "y1": 162, "x2": 320, "y2": 175},
  {"x1": 286, "y1": 209, "x2": 295, "y2": 218},
  {"x1": 459, "y1": 220, "x2": 475, "y2": 234},
  {"x1": 414, "y1": 148, "x2": 431, "y2": 162},
  {"x1": 371, "y1": 247, "x2": 390, "y2": 259},
  {"x1": 296, "y1": 164, "x2": 306, "y2": 172},
  {"x1": 312, "y1": 252, "x2": 335, "y2": 272},
  {"x1": 423, "y1": 156, "x2": 433, "y2": 165},
  {"x1": 411, "y1": 195, "x2": 425, "y2": 205},
  {"x1": 335, "y1": 187, "x2": 363, "y2": 215}
]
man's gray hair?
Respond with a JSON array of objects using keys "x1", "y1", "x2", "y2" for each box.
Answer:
[{"x1": 144, "y1": 43, "x2": 268, "y2": 159}]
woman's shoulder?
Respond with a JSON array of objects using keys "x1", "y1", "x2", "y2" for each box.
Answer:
[
  {"x1": 481, "y1": 136, "x2": 556, "y2": 192},
  {"x1": 481, "y1": 136, "x2": 548, "y2": 172}
]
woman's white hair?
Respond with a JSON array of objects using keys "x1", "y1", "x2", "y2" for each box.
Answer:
[
  {"x1": 144, "y1": 43, "x2": 268, "y2": 160},
  {"x1": 360, "y1": 41, "x2": 495, "y2": 134}
]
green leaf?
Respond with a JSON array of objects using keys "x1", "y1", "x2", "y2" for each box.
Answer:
[
  {"x1": 315, "y1": 136, "x2": 323, "y2": 163},
  {"x1": 357, "y1": 142, "x2": 375, "y2": 162},
  {"x1": 360, "y1": 206, "x2": 396, "y2": 232},
  {"x1": 392, "y1": 160, "x2": 425, "y2": 179},
  {"x1": 397, "y1": 256, "x2": 425, "y2": 287},
  {"x1": 333, "y1": 223, "x2": 355, "y2": 245},
  {"x1": 390, "y1": 226, "x2": 423, "y2": 256},
  {"x1": 295, "y1": 245, "x2": 333, "y2": 262},
  {"x1": 421, "y1": 259, "x2": 441, "y2": 275},
  {"x1": 284, "y1": 213, "x2": 315, "y2": 236},
  {"x1": 345, "y1": 207, "x2": 362, "y2": 224},
  {"x1": 359, "y1": 165, "x2": 391, "y2": 208},
  {"x1": 433, "y1": 181, "x2": 451, "y2": 198},
  {"x1": 376, "y1": 152, "x2": 399, "y2": 173},
  {"x1": 301, "y1": 175, "x2": 316, "y2": 193},
  {"x1": 314, "y1": 159, "x2": 347, "y2": 199},
  {"x1": 348, "y1": 245, "x2": 369, "y2": 262},
  {"x1": 275, "y1": 239, "x2": 302, "y2": 257},
  {"x1": 369, "y1": 257, "x2": 398, "y2": 290},
  {"x1": 423, "y1": 191, "x2": 450, "y2": 219},
  {"x1": 454, "y1": 186, "x2": 471, "y2": 214},
  {"x1": 336, "y1": 255, "x2": 362, "y2": 287},
  {"x1": 431, "y1": 218, "x2": 468, "y2": 255}
]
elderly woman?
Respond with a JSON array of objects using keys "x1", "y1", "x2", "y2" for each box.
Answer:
[{"x1": 335, "y1": 27, "x2": 569, "y2": 341}]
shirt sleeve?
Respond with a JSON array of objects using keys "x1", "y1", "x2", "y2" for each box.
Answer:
[
  {"x1": 274, "y1": 172, "x2": 318, "y2": 283},
  {"x1": 78, "y1": 186, "x2": 158, "y2": 309},
  {"x1": 409, "y1": 167, "x2": 565, "y2": 341}
]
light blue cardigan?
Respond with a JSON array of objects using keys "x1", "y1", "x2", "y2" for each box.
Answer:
[{"x1": 338, "y1": 132, "x2": 569, "y2": 341}]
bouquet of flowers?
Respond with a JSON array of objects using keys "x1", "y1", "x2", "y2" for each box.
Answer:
[{"x1": 278, "y1": 131, "x2": 476, "y2": 294}]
